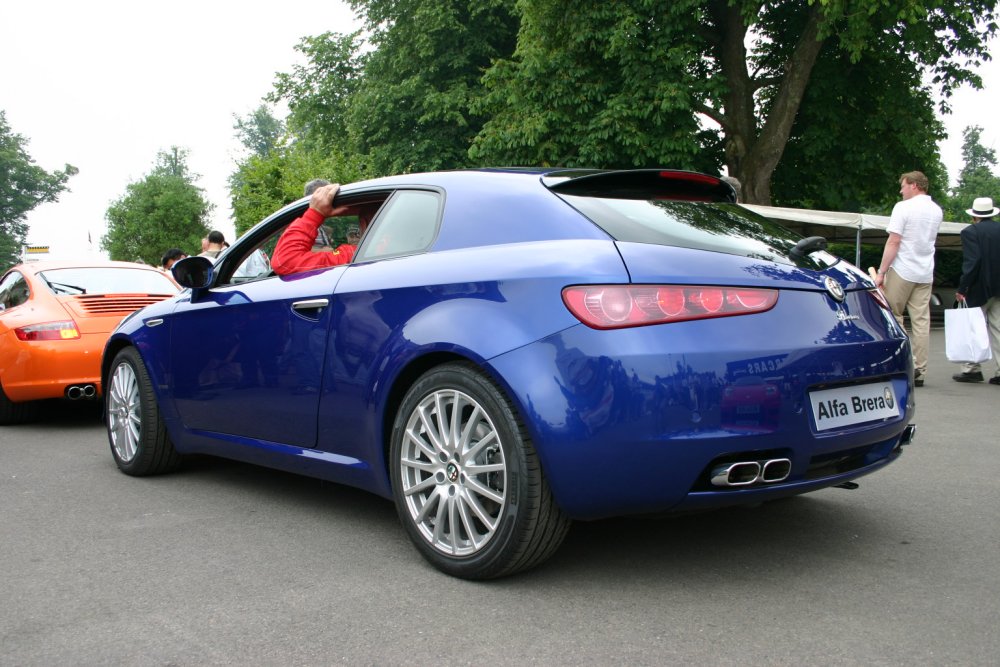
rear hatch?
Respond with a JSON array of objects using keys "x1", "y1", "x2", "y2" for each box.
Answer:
[{"x1": 544, "y1": 169, "x2": 868, "y2": 292}]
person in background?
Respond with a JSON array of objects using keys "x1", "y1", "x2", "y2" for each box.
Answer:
[
  {"x1": 304, "y1": 179, "x2": 330, "y2": 196},
  {"x1": 952, "y1": 197, "x2": 1000, "y2": 384},
  {"x1": 199, "y1": 231, "x2": 227, "y2": 262},
  {"x1": 160, "y1": 248, "x2": 187, "y2": 272},
  {"x1": 874, "y1": 171, "x2": 942, "y2": 387}
]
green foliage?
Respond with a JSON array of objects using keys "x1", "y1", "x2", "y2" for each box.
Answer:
[
  {"x1": 770, "y1": 39, "x2": 948, "y2": 213},
  {"x1": 268, "y1": 32, "x2": 366, "y2": 152},
  {"x1": 470, "y1": 0, "x2": 719, "y2": 170},
  {"x1": 943, "y1": 125, "x2": 1000, "y2": 221},
  {"x1": 101, "y1": 148, "x2": 214, "y2": 265},
  {"x1": 469, "y1": 0, "x2": 996, "y2": 205},
  {"x1": 345, "y1": 0, "x2": 519, "y2": 175},
  {"x1": 229, "y1": 141, "x2": 364, "y2": 236},
  {"x1": 243, "y1": 0, "x2": 996, "y2": 217},
  {"x1": 234, "y1": 105, "x2": 285, "y2": 157},
  {"x1": 0, "y1": 110, "x2": 76, "y2": 272}
]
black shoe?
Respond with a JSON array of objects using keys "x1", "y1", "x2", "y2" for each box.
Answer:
[
  {"x1": 989, "y1": 376, "x2": 1000, "y2": 386},
  {"x1": 952, "y1": 371, "x2": 984, "y2": 383},
  {"x1": 914, "y1": 375, "x2": 924, "y2": 387}
]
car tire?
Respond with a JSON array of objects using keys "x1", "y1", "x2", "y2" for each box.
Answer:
[
  {"x1": 0, "y1": 380, "x2": 36, "y2": 425},
  {"x1": 390, "y1": 362, "x2": 570, "y2": 579},
  {"x1": 106, "y1": 347, "x2": 180, "y2": 475}
]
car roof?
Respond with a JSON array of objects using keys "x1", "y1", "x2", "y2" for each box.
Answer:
[
  {"x1": 11, "y1": 260, "x2": 163, "y2": 275},
  {"x1": 338, "y1": 167, "x2": 733, "y2": 201}
]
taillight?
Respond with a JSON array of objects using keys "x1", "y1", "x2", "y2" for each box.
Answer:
[
  {"x1": 562, "y1": 285, "x2": 778, "y2": 329},
  {"x1": 14, "y1": 321, "x2": 81, "y2": 341},
  {"x1": 868, "y1": 288, "x2": 890, "y2": 311}
]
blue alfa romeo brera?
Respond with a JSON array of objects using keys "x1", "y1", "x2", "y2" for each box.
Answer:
[{"x1": 102, "y1": 168, "x2": 916, "y2": 579}]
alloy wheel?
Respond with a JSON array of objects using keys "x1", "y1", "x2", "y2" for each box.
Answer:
[
  {"x1": 107, "y1": 361, "x2": 141, "y2": 463},
  {"x1": 399, "y1": 388, "x2": 508, "y2": 557}
]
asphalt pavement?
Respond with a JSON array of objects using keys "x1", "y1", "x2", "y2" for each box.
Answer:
[{"x1": 1, "y1": 328, "x2": 999, "y2": 666}]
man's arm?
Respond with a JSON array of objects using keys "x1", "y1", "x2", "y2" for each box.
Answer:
[
  {"x1": 875, "y1": 232, "x2": 902, "y2": 288},
  {"x1": 271, "y1": 184, "x2": 352, "y2": 276}
]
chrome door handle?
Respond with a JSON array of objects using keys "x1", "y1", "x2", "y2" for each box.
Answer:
[{"x1": 291, "y1": 299, "x2": 330, "y2": 319}]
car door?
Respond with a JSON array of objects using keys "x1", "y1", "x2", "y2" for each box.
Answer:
[{"x1": 167, "y1": 210, "x2": 347, "y2": 450}]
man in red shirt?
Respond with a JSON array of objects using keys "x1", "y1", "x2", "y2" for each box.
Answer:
[{"x1": 271, "y1": 183, "x2": 354, "y2": 275}]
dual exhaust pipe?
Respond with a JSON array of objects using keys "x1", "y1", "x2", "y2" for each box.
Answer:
[
  {"x1": 711, "y1": 458, "x2": 791, "y2": 487},
  {"x1": 711, "y1": 424, "x2": 916, "y2": 489},
  {"x1": 65, "y1": 384, "x2": 97, "y2": 400}
]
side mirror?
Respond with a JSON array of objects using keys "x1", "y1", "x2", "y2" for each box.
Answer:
[{"x1": 171, "y1": 256, "x2": 214, "y2": 289}]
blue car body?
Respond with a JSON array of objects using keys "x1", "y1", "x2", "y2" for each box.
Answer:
[{"x1": 104, "y1": 168, "x2": 913, "y2": 527}]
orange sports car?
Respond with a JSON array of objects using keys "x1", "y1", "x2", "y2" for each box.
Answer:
[{"x1": 0, "y1": 260, "x2": 179, "y2": 423}]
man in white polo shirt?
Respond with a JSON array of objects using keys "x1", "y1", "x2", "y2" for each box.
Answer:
[{"x1": 874, "y1": 171, "x2": 943, "y2": 387}]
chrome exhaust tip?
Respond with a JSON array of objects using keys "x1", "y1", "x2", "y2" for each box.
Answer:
[
  {"x1": 82, "y1": 384, "x2": 96, "y2": 398},
  {"x1": 66, "y1": 386, "x2": 83, "y2": 400},
  {"x1": 899, "y1": 424, "x2": 916, "y2": 446},
  {"x1": 761, "y1": 458, "x2": 791, "y2": 483},
  {"x1": 711, "y1": 461, "x2": 761, "y2": 487}
]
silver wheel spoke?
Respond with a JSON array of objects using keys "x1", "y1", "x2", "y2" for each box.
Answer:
[
  {"x1": 400, "y1": 385, "x2": 508, "y2": 557},
  {"x1": 108, "y1": 362, "x2": 141, "y2": 463}
]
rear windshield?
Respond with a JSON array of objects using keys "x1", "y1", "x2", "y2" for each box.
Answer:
[
  {"x1": 557, "y1": 196, "x2": 832, "y2": 270},
  {"x1": 38, "y1": 267, "x2": 179, "y2": 296}
]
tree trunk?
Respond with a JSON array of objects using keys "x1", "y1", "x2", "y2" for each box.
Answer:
[{"x1": 716, "y1": 3, "x2": 828, "y2": 205}]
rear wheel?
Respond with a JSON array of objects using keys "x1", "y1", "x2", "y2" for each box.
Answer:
[
  {"x1": 106, "y1": 347, "x2": 180, "y2": 475},
  {"x1": 390, "y1": 362, "x2": 570, "y2": 579},
  {"x1": 0, "y1": 380, "x2": 36, "y2": 425}
]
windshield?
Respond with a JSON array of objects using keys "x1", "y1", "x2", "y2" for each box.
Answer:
[{"x1": 38, "y1": 267, "x2": 179, "y2": 295}]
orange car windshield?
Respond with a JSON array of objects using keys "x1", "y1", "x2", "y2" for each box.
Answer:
[{"x1": 39, "y1": 267, "x2": 179, "y2": 296}]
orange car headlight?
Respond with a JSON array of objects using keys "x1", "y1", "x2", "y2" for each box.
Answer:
[{"x1": 14, "y1": 320, "x2": 81, "y2": 341}]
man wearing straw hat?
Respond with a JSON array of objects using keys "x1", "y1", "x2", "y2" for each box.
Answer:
[{"x1": 953, "y1": 196, "x2": 1000, "y2": 384}]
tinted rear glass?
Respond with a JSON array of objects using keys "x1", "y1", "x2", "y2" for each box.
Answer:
[
  {"x1": 558, "y1": 196, "x2": 830, "y2": 269},
  {"x1": 38, "y1": 267, "x2": 179, "y2": 295}
]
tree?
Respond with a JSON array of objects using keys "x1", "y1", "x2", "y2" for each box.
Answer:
[
  {"x1": 233, "y1": 104, "x2": 285, "y2": 157},
  {"x1": 227, "y1": 32, "x2": 368, "y2": 234},
  {"x1": 101, "y1": 148, "x2": 214, "y2": 265},
  {"x1": 343, "y1": 0, "x2": 519, "y2": 176},
  {"x1": 268, "y1": 31, "x2": 366, "y2": 153},
  {"x1": 470, "y1": 1, "x2": 719, "y2": 171},
  {"x1": 770, "y1": 38, "x2": 948, "y2": 213},
  {"x1": 471, "y1": 0, "x2": 998, "y2": 205},
  {"x1": 229, "y1": 141, "x2": 364, "y2": 236},
  {"x1": 943, "y1": 125, "x2": 1000, "y2": 221},
  {"x1": 0, "y1": 110, "x2": 76, "y2": 271}
]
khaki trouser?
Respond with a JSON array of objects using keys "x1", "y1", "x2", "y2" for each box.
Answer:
[
  {"x1": 961, "y1": 296, "x2": 1000, "y2": 377},
  {"x1": 882, "y1": 268, "x2": 932, "y2": 377}
]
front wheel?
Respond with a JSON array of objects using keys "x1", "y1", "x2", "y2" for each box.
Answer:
[
  {"x1": 106, "y1": 347, "x2": 180, "y2": 475},
  {"x1": 390, "y1": 362, "x2": 570, "y2": 579}
]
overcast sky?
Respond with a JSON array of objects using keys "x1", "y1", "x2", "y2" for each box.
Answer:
[{"x1": 3, "y1": 2, "x2": 998, "y2": 262}]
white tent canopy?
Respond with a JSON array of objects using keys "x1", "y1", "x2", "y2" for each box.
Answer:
[{"x1": 743, "y1": 205, "x2": 966, "y2": 255}]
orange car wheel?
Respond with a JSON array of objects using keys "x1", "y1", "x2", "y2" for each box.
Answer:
[{"x1": 0, "y1": 380, "x2": 37, "y2": 425}]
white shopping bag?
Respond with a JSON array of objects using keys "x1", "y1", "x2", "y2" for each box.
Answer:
[{"x1": 945, "y1": 304, "x2": 992, "y2": 364}]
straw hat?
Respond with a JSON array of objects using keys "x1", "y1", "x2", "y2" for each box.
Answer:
[{"x1": 966, "y1": 197, "x2": 1000, "y2": 218}]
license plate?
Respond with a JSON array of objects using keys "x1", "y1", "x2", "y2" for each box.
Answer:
[{"x1": 809, "y1": 381, "x2": 899, "y2": 431}]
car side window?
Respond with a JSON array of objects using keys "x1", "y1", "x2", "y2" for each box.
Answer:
[
  {"x1": 355, "y1": 190, "x2": 441, "y2": 262},
  {"x1": 0, "y1": 271, "x2": 30, "y2": 311}
]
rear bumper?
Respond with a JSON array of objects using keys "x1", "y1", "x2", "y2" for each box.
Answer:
[{"x1": 1, "y1": 335, "x2": 104, "y2": 401}]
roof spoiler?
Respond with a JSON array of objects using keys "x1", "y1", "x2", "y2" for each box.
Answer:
[{"x1": 543, "y1": 169, "x2": 737, "y2": 203}]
